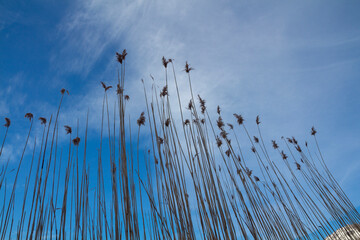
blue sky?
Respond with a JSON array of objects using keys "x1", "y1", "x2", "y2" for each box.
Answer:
[{"x1": 1, "y1": 0, "x2": 360, "y2": 220}]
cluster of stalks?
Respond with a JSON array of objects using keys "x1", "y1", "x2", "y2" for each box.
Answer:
[{"x1": 0, "y1": 51, "x2": 359, "y2": 240}]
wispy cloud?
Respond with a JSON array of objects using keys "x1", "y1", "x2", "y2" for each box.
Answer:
[{"x1": 49, "y1": 0, "x2": 360, "y2": 205}]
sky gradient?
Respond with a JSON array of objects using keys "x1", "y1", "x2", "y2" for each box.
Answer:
[{"x1": 1, "y1": 0, "x2": 360, "y2": 210}]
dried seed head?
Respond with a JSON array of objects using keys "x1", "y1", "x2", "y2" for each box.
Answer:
[
  {"x1": 234, "y1": 113, "x2": 244, "y2": 125},
  {"x1": 184, "y1": 119, "x2": 190, "y2": 126},
  {"x1": 225, "y1": 149, "x2": 231, "y2": 157},
  {"x1": 157, "y1": 136, "x2": 164, "y2": 144},
  {"x1": 116, "y1": 49, "x2": 127, "y2": 64},
  {"x1": 311, "y1": 126, "x2": 317, "y2": 136},
  {"x1": 101, "y1": 81, "x2": 112, "y2": 92},
  {"x1": 200, "y1": 119, "x2": 205, "y2": 124},
  {"x1": 216, "y1": 136, "x2": 222, "y2": 147},
  {"x1": 295, "y1": 145, "x2": 302, "y2": 152},
  {"x1": 216, "y1": 116, "x2": 224, "y2": 130},
  {"x1": 25, "y1": 113, "x2": 33, "y2": 121},
  {"x1": 292, "y1": 137, "x2": 298, "y2": 145},
  {"x1": 122, "y1": 49, "x2": 127, "y2": 58},
  {"x1": 227, "y1": 123, "x2": 233, "y2": 130},
  {"x1": 253, "y1": 136, "x2": 259, "y2": 143},
  {"x1": 39, "y1": 117, "x2": 47, "y2": 125},
  {"x1": 220, "y1": 130, "x2": 228, "y2": 139},
  {"x1": 256, "y1": 115, "x2": 260, "y2": 125},
  {"x1": 117, "y1": 84, "x2": 124, "y2": 95},
  {"x1": 281, "y1": 151, "x2": 288, "y2": 160},
  {"x1": 295, "y1": 162, "x2": 301, "y2": 170},
  {"x1": 254, "y1": 176, "x2": 260, "y2": 182},
  {"x1": 60, "y1": 88, "x2": 69, "y2": 95},
  {"x1": 4, "y1": 118, "x2": 10, "y2": 128},
  {"x1": 72, "y1": 137, "x2": 80, "y2": 146},
  {"x1": 184, "y1": 61, "x2": 194, "y2": 73},
  {"x1": 245, "y1": 168, "x2": 252, "y2": 177},
  {"x1": 272, "y1": 140, "x2": 279, "y2": 149},
  {"x1": 198, "y1": 95, "x2": 206, "y2": 114},
  {"x1": 116, "y1": 52, "x2": 122, "y2": 64},
  {"x1": 217, "y1": 105, "x2": 221, "y2": 115},
  {"x1": 165, "y1": 118, "x2": 171, "y2": 127},
  {"x1": 64, "y1": 125, "x2": 72, "y2": 134},
  {"x1": 187, "y1": 100, "x2": 193, "y2": 110},
  {"x1": 160, "y1": 85, "x2": 168, "y2": 97},
  {"x1": 251, "y1": 146, "x2": 256, "y2": 153},
  {"x1": 287, "y1": 138, "x2": 293, "y2": 144},
  {"x1": 137, "y1": 112, "x2": 146, "y2": 126},
  {"x1": 124, "y1": 95, "x2": 130, "y2": 101},
  {"x1": 162, "y1": 56, "x2": 170, "y2": 68},
  {"x1": 305, "y1": 141, "x2": 308, "y2": 147}
]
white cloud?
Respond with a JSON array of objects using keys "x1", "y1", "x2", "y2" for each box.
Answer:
[{"x1": 53, "y1": 0, "x2": 360, "y2": 206}]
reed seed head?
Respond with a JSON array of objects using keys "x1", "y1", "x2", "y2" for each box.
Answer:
[
  {"x1": 124, "y1": 95, "x2": 130, "y2": 101},
  {"x1": 198, "y1": 95, "x2": 206, "y2": 114},
  {"x1": 117, "y1": 84, "x2": 124, "y2": 95},
  {"x1": 101, "y1": 81, "x2": 112, "y2": 91},
  {"x1": 187, "y1": 100, "x2": 193, "y2": 110},
  {"x1": 225, "y1": 149, "x2": 231, "y2": 157},
  {"x1": 157, "y1": 136, "x2": 164, "y2": 144},
  {"x1": 281, "y1": 151, "x2": 288, "y2": 160},
  {"x1": 234, "y1": 113, "x2": 244, "y2": 125},
  {"x1": 137, "y1": 112, "x2": 145, "y2": 126},
  {"x1": 162, "y1": 56, "x2": 171, "y2": 68},
  {"x1": 60, "y1": 88, "x2": 69, "y2": 95},
  {"x1": 256, "y1": 115, "x2": 260, "y2": 125},
  {"x1": 116, "y1": 49, "x2": 127, "y2": 64},
  {"x1": 311, "y1": 126, "x2": 317, "y2": 136},
  {"x1": 184, "y1": 61, "x2": 194, "y2": 73},
  {"x1": 220, "y1": 130, "x2": 228, "y2": 139},
  {"x1": 4, "y1": 118, "x2": 10, "y2": 128},
  {"x1": 160, "y1": 85, "x2": 168, "y2": 97},
  {"x1": 25, "y1": 113, "x2": 33, "y2": 121},
  {"x1": 251, "y1": 146, "x2": 256, "y2": 153},
  {"x1": 245, "y1": 168, "x2": 252, "y2": 177},
  {"x1": 295, "y1": 162, "x2": 301, "y2": 170},
  {"x1": 271, "y1": 140, "x2": 279, "y2": 149},
  {"x1": 165, "y1": 118, "x2": 171, "y2": 127},
  {"x1": 72, "y1": 137, "x2": 80, "y2": 146},
  {"x1": 64, "y1": 125, "x2": 72, "y2": 134},
  {"x1": 253, "y1": 136, "x2": 259, "y2": 143},
  {"x1": 216, "y1": 136, "x2": 222, "y2": 147},
  {"x1": 216, "y1": 116, "x2": 224, "y2": 130},
  {"x1": 39, "y1": 117, "x2": 47, "y2": 125}
]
